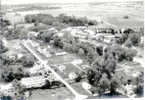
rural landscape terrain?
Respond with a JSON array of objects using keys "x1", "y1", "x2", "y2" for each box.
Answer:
[{"x1": 0, "y1": 0, "x2": 144, "y2": 100}]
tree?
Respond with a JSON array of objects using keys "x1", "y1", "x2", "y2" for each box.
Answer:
[
  {"x1": 124, "y1": 48, "x2": 137, "y2": 61},
  {"x1": 78, "y1": 48, "x2": 85, "y2": 56},
  {"x1": 0, "y1": 40, "x2": 8, "y2": 54},
  {"x1": 128, "y1": 33, "x2": 141, "y2": 46},
  {"x1": 38, "y1": 30, "x2": 55, "y2": 43},
  {"x1": 87, "y1": 50, "x2": 118, "y2": 95},
  {"x1": 87, "y1": 69, "x2": 102, "y2": 87},
  {"x1": 42, "y1": 80, "x2": 51, "y2": 89},
  {"x1": 19, "y1": 55, "x2": 35, "y2": 68},
  {"x1": 107, "y1": 45, "x2": 137, "y2": 62},
  {"x1": 110, "y1": 75, "x2": 121, "y2": 94},
  {"x1": 12, "y1": 79, "x2": 25, "y2": 100},
  {"x1": 133, "y1": 72, "x2": 144, "y2": 97},
  {"x1": 116, "y1": 34, "x2": 128, "y2": 44},
  {"x1": 123, "y1": 28, "x2": 134, "y2": 34},
  {"x1": 1, "y1": 67, "x2": 15, "y2": 82},
  {"x1": 53, "y1": 36, "x2": 64, "y2": 49},
  {"x1": 98, "y1": 73, "x2": 110, "y2": 95},
  {"x1": 1, "y1": 66, "x2": 25, "y2": 82}
]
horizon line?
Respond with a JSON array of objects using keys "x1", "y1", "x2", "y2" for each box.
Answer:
[{"x1": 1, "y1": 0, "x2": 143, "y2": 6}]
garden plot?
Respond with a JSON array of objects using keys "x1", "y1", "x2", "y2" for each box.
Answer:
[
  {"x1": 47, "y1": 53, "x2": 79, "y2": 65},
  {"x1": 51, "y1": 63, "x2": 82, "y2": 79}
]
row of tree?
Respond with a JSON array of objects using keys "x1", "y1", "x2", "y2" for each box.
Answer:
[
  {"x1": 0, "y1": 53, "x2": 35, "y2": 82},
  {"x1": 25, "y1": 14, "x2": 98, "y2": 28},
  {"x1": 117, "y1": 28, "x2": 143, "y2": 47}
]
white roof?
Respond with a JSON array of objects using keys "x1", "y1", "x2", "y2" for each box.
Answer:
[
  {"x1": 0, "y1": 83, "x2": 13, "y2": 91},
  {"x1": 20, "y1": 76, "x2": 46, "y2": 88},
  {"x1": 55, "y1": 52, "x2": 67, "y2": 56},
  {"x1": 71, "y1": 59, "x2": 83, "y2": 65},
  {"x1": 29, "y1": 64, "x2": 46, "y2": 74}
]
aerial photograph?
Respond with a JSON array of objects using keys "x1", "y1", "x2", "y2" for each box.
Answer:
[{"x1": 0, "y1": 0, "x2": 144, "y2": 100}]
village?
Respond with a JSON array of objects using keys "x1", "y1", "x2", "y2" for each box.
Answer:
[{"x1": 0, "y1": 1, "x2": 144, "y2": 100}]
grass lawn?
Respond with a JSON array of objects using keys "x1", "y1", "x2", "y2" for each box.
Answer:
[
  {"x1": 30, "y1": 87, "x2": 74, "y2": 100},
  {"x1": 30, "y1": 82, "x2": 91, "y2": 100},
  {"x1": 48, "y1": 54, "x2": 79, "y2": 65},
  {"x1": 107, "y1": 16, "x2": 143, "y2": 28}
]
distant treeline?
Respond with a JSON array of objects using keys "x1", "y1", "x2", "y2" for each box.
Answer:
[
  {"x1": 25, "y1": 14, "x2": 98, "y2": 28},
  {"x1": 13, "y1": 6, "x2": 61, "y2": 12}
]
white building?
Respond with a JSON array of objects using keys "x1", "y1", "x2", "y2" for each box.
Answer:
[
  {"x1": 20, "y1": 76, "x2": 46, "y2": 89},
  {"x1": 0, "y1": 83, "x2": 14, "y2": 96},
  {"x1": 5, "y1": 13, "x2": 25, "y2": 25}
]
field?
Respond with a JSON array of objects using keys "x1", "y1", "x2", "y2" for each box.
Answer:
[
  {"x1": 30, "y1": 87, "x2": 74, "y2": 100},
  {"x1": 4, "y1": 1, "x2": 144, "y2": 28}
]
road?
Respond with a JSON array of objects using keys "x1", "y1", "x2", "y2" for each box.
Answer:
[{"x1": 21, "y1": 39, "x2": 88, "y2": 100}]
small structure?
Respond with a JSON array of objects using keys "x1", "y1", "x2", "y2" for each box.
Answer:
[
  {"x1": 55, "y1": 52, "x2": 67, "y2": 56},
  {"x1": 17, "y1": 53, "x2": 24, "y2": 59},
  {"x1": 68, "y1": 72, "x2": 78, "y2": 80},
  {"x1": 27, "y1": 31, "x2": 39, "y2": 38},
  {"x1": 71, "y1": 59, "x2": 83, "y2": 65},
  {"x1": 58, "y1": 65, "x2": 66, "y2": 72}
]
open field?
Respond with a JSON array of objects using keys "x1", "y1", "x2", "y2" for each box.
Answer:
[
  {"x1": 30, "y1": 87, "x2": 74, "y2": 100},
  {"x1": 4, "y1": 1, "x2": 144, "y2": 28}
]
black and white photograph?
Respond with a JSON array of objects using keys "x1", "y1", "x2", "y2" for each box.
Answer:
[{"x1": 0, "y1": 0, "x2": 144, "y2": 100}]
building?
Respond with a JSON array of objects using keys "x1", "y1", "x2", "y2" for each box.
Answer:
[
  {"x1": 27, "y1": 31, "x2": 39, "y2": 38},
  {"x1": 4, "y1": 13, "x2": 25, "y2": 25},
  {"x1": 20, "y1": 76, "x2": 46, "y2": 89},
  {"x1": 88, "y1": 24, "x2": 117, "y2": 34}
]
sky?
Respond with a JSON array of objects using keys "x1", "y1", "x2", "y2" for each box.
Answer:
[{"x1": 1, "y1": 0, "x2": 143, "y2": 5}]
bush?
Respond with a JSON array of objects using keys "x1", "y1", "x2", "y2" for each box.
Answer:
[
  {"x1": 37, "y1": 30, "x2": 55, "y2": 42},
  {"x1": 1, "y1": 67, "x2": 25, "y2": 82},
  {"x1": 19, "y1": 55, "x2": 35, "y2": 68},
  {"x1": 127, "y1": 33, "x2": 141, "y2": 46},
  {"x1": 0, "y1": 40, "x2": 8, "y2": 54},
  {"x1": 107, "y1": 45, "x2": 137, "y2": 62},
  {"x1": 51, "y1": 81, "x2": 64, "y2": 88},
  {"x1": 123, "y1": 15, "x2": 129, "y2": 19}
]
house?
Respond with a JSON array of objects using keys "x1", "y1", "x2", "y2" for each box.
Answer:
[{"x1": 27, "y1": 31, "x2": 39, "y2": 38}]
